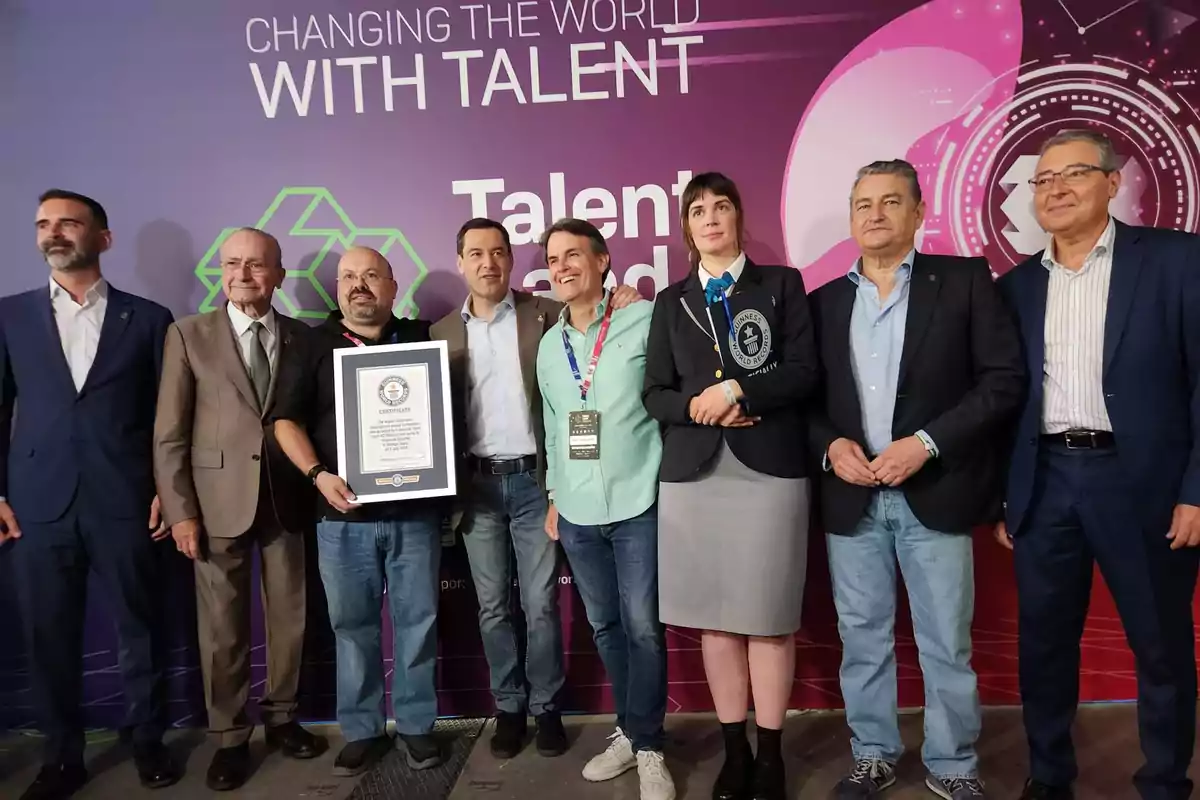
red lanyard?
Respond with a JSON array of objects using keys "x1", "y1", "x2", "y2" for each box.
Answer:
[{"x1": 561, "y1": 296, "x2": 615, "y2": 405}]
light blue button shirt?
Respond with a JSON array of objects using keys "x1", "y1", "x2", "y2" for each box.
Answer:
[
  {"x1": 846, "y1": 249, "x2": 935, "y2": 457},
  {"x1": 463, "y1": 291, "x2": 538, "y2": 459}
]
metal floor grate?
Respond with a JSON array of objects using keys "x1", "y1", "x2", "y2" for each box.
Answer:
[{"x1": 348, "y1": 718, "x2": 484, "y2": 800}]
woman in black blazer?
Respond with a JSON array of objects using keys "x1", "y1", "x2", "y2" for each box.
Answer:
[{"x1": 643, "y1": 173, "x2": 818, "y2": 800}]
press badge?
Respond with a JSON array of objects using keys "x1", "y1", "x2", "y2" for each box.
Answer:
[{"x1": 568, "y1": 410, "x2": 601, "y2": 460}]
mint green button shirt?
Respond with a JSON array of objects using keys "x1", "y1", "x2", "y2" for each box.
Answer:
[{"x1": 537, "y1": 296, "x2": 661, "y2": 526}]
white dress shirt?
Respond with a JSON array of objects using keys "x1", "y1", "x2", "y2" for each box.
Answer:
[
  {"x1": 463, "y1": 291, "x2": 538, "y2": 459},
  {"x1": 226, "y1": 301, "x2": 279, "y2": 370},
  {"x1": 50, "y1": 275, "x2": 108, "y2": 391},
  {"x1": 1041, "y1": 217, "x2": 1116, "y2": 433}
]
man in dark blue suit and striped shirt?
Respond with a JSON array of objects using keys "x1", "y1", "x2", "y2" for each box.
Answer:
[
  {"x1": 996, "y1": 130, "x2": 1200, "y2": 800},
  {"x1": 0, "y1": 190, "x2": 178, "y2": 800}
]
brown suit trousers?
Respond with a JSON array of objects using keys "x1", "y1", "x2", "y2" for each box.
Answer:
[{"x1": 153, "y1": 307, "x2": 314, "y2": 747}]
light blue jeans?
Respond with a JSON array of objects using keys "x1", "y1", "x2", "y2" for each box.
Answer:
[
  {"x1": 459, "y1": 470, "x2": 565, "y2": 716},
  {"x1": 316, "y1": 514, "x2": 441, "y2": 742},
  {"x1": 826, "y1": 490, "x2": 981, "y2": 779}
]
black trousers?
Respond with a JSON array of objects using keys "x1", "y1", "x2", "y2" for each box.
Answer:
[
  {"x1": 14, "y1": 499, "x2": 166, "y2": 766},
  {"x1": 1015, "y1": 444, "x2": 1198, "y2": 800}
]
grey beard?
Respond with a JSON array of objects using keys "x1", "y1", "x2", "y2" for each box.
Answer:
[{"x1": 44, "y1": 250, "x2": 93, "y2": 271}]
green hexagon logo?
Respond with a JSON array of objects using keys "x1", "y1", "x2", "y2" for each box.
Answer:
[{"x1": 195, "y1": 187, "x2": 428, "y2": 320}]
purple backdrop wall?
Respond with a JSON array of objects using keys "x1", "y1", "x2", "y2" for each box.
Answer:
[{"x1": 3, "y1": 0, "x2": 1200, "y2": 733}]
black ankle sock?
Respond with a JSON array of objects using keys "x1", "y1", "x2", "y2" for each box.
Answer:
[
  {"x1": 755, "y1": 725, "x2": 783, "y2": 762},
  {"x1": 721, "y1": 721, "x2": 751, "y2": 757},
  {"x1": 721, "y1": 720, "x2": 748, "y2": 739}
]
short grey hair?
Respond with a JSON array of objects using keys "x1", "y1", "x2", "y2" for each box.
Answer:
[
  {"x1": 1038, "y1": 129, "x2": 1120, "y2": 172},
  {"x1": 851, "y1": 159, "x2": 922, "y2": 204}
]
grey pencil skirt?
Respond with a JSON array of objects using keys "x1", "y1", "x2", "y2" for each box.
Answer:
[{"x1": 658, "y1": 442, "x2": 810, "y2": 637}]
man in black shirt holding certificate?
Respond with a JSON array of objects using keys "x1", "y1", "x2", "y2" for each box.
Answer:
[{"x1": 272, "y1": 246, "x2": 444, "y2": 777}]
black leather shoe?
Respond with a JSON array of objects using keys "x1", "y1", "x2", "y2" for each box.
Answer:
[
  {"x1": 535, "y1": 712, "x2": 568, "y2": 757},
  {"x1": 750, "y1": 756, "x2": 786, "y2": 800},
  {"x1": 206, "y1": 743, "x2": 250, "y2": 792},
  {"x1": 713, "y1": 742, "x2": 753, "y2": 800},
  {"x1": 398, "y1": 733, "x2": 443, "y2": 770},
  {"x1": 490, "y1": 712, "x2": 527, "y2": 759},
  {"x1": 133, "y1": 742, "x2": 180, "y2": 789},
  {"x1": 332, "y1": 735, "x2": 394, "y2": 777},
  {"x1": 265, "y1": 721, "x2": 326, "y2": 760},
  {"x1": 19, "y1": 765, "x2": 88, "y2": 800},
  {"x1": 1019, "y1": 779, "x2": 1074, "y2": 799}
]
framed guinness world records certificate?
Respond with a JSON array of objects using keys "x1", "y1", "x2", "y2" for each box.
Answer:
[{"x1": 332, "y1": 341, "x2": 456, "y2": 502}]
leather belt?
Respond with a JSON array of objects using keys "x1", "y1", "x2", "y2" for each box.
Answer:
[
  {"x1": 1041, "y1": 430, "x2": 1115, "y2": 450},
  {"x1": 469, "y1": 455, "x2": 538, "y2": 476}
]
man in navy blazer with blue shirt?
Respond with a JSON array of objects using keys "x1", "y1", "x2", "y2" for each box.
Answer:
[
  {"x1": 996, "y1": 130, "x2": 1200, "y2": 800},
  {"x1": 0, "y1": 190, "x2": 178, "y2": 800}
]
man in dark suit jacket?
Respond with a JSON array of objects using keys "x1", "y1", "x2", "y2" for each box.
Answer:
[
  {"x1": 0, "y1": 190, "x2": 178, "y2": 800},
  {"x1": 996, "y1": 130, "x2": 1200, "y2": 800},
  {"x1": 809, "y1": 161, "x2": 1025, "y2": 800}
]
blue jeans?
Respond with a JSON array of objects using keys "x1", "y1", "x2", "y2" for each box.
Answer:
[
  {"x1": 460, "y1": 471, "x2": 565, "y2": 716},
  {"x1": 826, "y1": 490, "x2": 980, "y2": 779},
  {"x1": 557, "y1": 503, "x2": 666, "y2": 752},
  {"x1": 316, "y1": 514, "x2": 441, "y2": 741}
]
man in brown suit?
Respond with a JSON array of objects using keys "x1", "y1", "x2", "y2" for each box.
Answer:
[
  {"x1": 430, "y1": 217, "x2": 639, "y2": 760},
  {"x1": 153, "y1": 227, "x2": 325, "y2": 792}
]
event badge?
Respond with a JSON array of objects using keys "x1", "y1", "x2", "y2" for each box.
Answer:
[{"x1": 568, "y1": 410, "x2": 601, "y2": 460}]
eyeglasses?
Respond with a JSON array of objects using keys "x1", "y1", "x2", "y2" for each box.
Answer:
[{"x1": 1028, "y1": 164, "x2": 1111, "y2": 192}]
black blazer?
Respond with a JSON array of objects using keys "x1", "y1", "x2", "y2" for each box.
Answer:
[
  {"x1": 809, "y1": 253, "x2": 1026, "y2": 535},
  {"x1": 643, "y1": 260, "x2": 818, "y2": 481}
]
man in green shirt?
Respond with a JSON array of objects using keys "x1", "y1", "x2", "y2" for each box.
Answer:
[{"x1": 536, "y1": 219, "x2": 673, "y2": 800}]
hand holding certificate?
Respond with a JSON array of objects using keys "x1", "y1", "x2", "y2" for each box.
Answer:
[{"x1": 333, "y1": 341, "x2": 456, "y2": 502}]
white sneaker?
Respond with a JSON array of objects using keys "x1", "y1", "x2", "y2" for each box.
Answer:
[
  {"x1": 637, "y1": 750, "x2": 676, "y2": 800},
  {"x1": 582, "y1": 728, "x2": 636, "y2": 782}
]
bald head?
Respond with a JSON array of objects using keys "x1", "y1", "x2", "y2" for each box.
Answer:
[{"x1": 337, "y1": 246, "x2": 398, "y2": 325}]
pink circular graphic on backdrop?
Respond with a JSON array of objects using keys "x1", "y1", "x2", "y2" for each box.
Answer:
[{"x1": 782, "y1": 0, "x2": 1200, "y2": 287}]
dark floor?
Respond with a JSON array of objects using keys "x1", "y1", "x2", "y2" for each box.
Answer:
[{"x1": 0, "y1": 706, "x2": 1177, "y2": 799}]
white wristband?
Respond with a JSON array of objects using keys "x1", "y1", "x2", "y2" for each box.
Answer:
[{"x1": 721, "y1": 381, "x2": 737, "y2": 406}]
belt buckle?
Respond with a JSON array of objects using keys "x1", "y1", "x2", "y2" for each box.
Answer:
[{"x1": 1063, "y1": 430, "x2": 1095, "y2": 450}]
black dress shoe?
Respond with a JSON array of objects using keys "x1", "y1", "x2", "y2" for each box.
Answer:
[
  {"x1": 713, "y1": 741, "x2": 753, "y2": 800},
  {"x1": 750, "y1": 757, "x2": 786, "y2": 800},
  {"x1": 490, "y1": 712, "x2": 527, "y2": 759},
  {"x1": 265, "y1": 721, "x2": 327, "y2": 759},
  {"x1": 535, "y1": 712, "x2": 568, "y2": 757},
  {"x1": 206, "y1": 742, "x2": 251, "y2": 792},
  {"x1": 332, "y1": 735, "x2": 394, "y2": 777},
  {"x1": 1019, "y1": 779, "x2": 1074, "y2": 799},
  {"x1": 398, "y1": 733, "x2": 443, "y2": 770},
  {"x1": 133, "y1": 742, "x2": 181, "y2": 789},
  {"x1": 19, "y1": 765, "x2": 87, "y2": 800}
]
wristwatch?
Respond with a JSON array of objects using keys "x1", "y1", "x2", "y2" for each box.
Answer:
[{"x1": 306, "y1": 464, "x2": 329, "y2": 483}]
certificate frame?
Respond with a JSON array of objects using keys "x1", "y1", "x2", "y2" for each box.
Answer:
[{"x1": 332, "y1": 340, "x2": 456, "y2": 503}]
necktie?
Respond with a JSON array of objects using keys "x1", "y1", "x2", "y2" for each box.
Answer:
[
  {"x1": 704, "y1": 271, "x2": 736, "y2": 306},
  {"x1": 248, "y1": 320, "x2": 270, "y2": 407}
]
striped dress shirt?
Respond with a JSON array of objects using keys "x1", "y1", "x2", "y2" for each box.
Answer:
[{"x1": 1040, "y1": 217, "x2": 1115, "y2": 434}]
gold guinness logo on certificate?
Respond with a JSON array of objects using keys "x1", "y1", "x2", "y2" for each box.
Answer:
[
  {"x1": 377, "y1": 375, "x2": 410, "y2": 407},
  {"x1": 375, "y1": 473, "x2": 421, "y2": 487}
]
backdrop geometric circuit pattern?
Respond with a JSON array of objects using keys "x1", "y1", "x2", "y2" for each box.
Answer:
[{"x1": 195, "y1": 188, "x2": 430, "y2": 320}]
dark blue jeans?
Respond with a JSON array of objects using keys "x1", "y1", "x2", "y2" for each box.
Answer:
[
  {"x1": 557, "y1": 503, "x2": 666, "y2": 752},
  {"x1": 316, "y1": 513, "x2": 441, "y2": 740}
]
